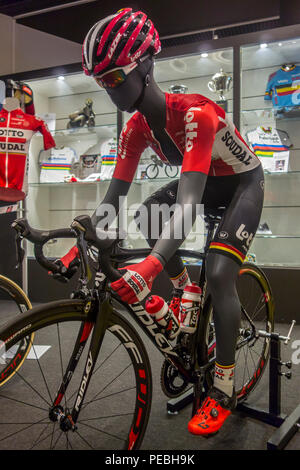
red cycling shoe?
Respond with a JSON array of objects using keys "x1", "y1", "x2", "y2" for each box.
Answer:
[{"x1": 188, "y1": 387, "x2": 237, "y2": 436}]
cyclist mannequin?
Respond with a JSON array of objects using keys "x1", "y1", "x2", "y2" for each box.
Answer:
[{"x1": 56, "y1": 8, "x2": 265, "y2": 436}]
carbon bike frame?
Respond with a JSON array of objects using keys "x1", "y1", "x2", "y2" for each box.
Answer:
[{"x1": 51, "y1": 217, "x2": 218, "y2": 427}]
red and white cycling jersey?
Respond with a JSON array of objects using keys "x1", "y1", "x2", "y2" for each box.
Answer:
[
  {"x1": 0, "y1": 107, "x2": 55, "y2": 195},
  {"x1": 113, "y1": 93, "x2": 260, "y2": 182}
]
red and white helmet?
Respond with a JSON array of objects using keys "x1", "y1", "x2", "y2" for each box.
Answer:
[{"x1": 82, "y1": 8, "x2": 161, "y2": 77}]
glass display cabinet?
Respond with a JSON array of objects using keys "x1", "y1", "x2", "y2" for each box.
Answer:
[
  {"x1": 18, "y1": 36, "x2": 300, "y2": 267},
  {"x1": 241, "y1": 37, "x2": 300, "y2": 266}
]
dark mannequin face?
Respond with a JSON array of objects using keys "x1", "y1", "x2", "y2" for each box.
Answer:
[
  {"x1": 106, "y1": 67, "x2": 144, "y2": 113},
  {"x1": 105, "y1": 57, "x2": 153, "y2": 113}
]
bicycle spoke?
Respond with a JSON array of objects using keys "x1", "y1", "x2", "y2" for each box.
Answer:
[
  {"x1": 80, "y1": 411, "x2": 134, "y2": 422},
  {"x1": 50, "y1": 423, "x2": 56, "y2": 449},
  {"x1": 0, "y1": 415, "x2": 48, "y2": 443},
  {"x1": 67, "y1": 342, "x2": 123, "y2": 404},
  {"x1": 51, "y1": 430, "x2": 64, "y2": 450},
  {"x1": 30, "y1": 426, "x2": 60, "y2": 450},
  {"x1": 82, "y1": 362, "x2": 133, "y2": 409},
  {"x1": 11, "y1": 368, "x2": 51, "y2": 407},
  {"x1": 94, "y1": 342, "x2": 123, "y2": 375},
  {"x1": 57, "y1": 323, "x2": 68, "y2": 410},
  {"x1": 79, "y1": 420, "x2": 126, "y2": 443},
  {"x1": 30, "y1": 421, "x2": 51, "y2": 449},
  {"x1": 0, "y1": 393, "x2": 48, "y2": 412},
  {"x1": 74, "y1": 428, "x2": 95, "y2": 449},
  {"x1": 29, "y1": 339, "x2": 53, "y2": 404},
  {"x1": 90, "y1": 386, "x2": 136, "y2": 404},
  {"x1": 66, "y1": 433, "x2": 73, "y2": 450}
]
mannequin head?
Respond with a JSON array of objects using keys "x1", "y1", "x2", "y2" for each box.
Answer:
[{"x1": 82, "y1": 8, "x2": 161, "y2": 113}]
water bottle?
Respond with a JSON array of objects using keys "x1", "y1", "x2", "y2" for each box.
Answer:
[
  {"x1": 180, "y1": 283, "x2": 202, "y2": 334},
  {"x1": 145, "y1": 295, "x2": 180, "y2": 340}
]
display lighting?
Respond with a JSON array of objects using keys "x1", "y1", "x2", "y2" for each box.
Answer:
[
  {"x1": 260, "y1": 43, "x2": 268, "y2": 49},
  {"x1": 57, "y1": 76, "x2": 65, "y2": 81},
  {"x1": 278, "y1": 43, "x2": 283, "y2": 46},
  {"x1": 201, "y1": 53, "x2": 208, "y2": 58}
]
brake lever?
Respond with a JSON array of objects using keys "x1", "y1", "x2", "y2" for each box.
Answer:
[
  {"x1": 76, "y1": 231, "x2": 93, "y2": 284},
  {"x1": 15, "y1": 233, "x2": 25, "y2": 269}
]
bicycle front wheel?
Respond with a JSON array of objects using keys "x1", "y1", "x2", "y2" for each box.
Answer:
[
  {"x1": 0, "y1": 275, "x2": 34, "y2": 387},
  {"x1": 200, "y1": 263, "x2": 274, "y2": 401},
  {"x1": 165, "y1": 165, "x2": 179, "y2": 178},
  {"x1": 0, "y1": 299, "x2": 152, "y2": 450}
]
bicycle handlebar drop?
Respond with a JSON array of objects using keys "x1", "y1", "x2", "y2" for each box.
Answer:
[{"x1": 12, "y1": 218, "x2": 77, "y2": 275}]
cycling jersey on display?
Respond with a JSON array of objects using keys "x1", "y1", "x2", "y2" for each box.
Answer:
[
  {"x1": 0, "y1": 108, "x2": 55, "y2": 196},
  {"x1": 246, "y1": 126, "x2": 292, "y2": 172},
  {"x1": 39, "y1": 146, "x2": 78, "y2": 183},
  {"x1": 265, "y1": 65, "x2": 300, "y2": 112},
  {"x1": 99, "y1": 137, "x2": 118, "y2": 180},
  {"x1": 114, "y1": 93, "x2": 260, "y2": 182}
]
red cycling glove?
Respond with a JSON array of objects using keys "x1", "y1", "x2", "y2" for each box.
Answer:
[{"x1": 111, "y1": 255, "x2": 163, "y2": 304}]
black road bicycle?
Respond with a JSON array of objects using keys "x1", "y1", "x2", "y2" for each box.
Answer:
[
  {"x1": 0, "y1": 209, "x2": 274, "y2": 450},
  {"x1": 146, "y1": 154, "x2": 179, "y2": 179}
]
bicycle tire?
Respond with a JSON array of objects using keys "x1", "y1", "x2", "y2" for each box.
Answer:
[
  {"x1": 197, "y1": 263, "x2": 274, "y2": 402},
  {"x1": 0, "y1": 275, "x2": 34, "y2": 387},
  {"x1": 146, "y1": 163, "x2": 159, "y2": 179},
  {"x1": 0, "y1": 299, "x2": 152, "y2": 450},
  {"x1": 165, "y1": 165, "x2": 179, "y2": 178}
]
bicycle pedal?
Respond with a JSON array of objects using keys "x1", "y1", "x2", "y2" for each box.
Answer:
[
  {"x1": 279, "y1": 371, "x2": 292, "y2": 379},
  {"x1": 280, "y1": 360, "x2": 292, "y2": 369}
]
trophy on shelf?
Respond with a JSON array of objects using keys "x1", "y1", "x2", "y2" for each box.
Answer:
[
  {"x1": 207, "y1": 69, "x2": 232, "y2": 111},
  {"x1": 169, "y1": 84, "x2": 188, "y2": 94}
]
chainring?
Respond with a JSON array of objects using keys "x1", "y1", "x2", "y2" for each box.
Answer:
[{"x1": 160, "y1": 359, "x2": 190, "y2": 398}]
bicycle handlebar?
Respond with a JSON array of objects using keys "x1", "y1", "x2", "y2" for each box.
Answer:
[
  {"x1": 11, "y1": 216, "x2": 122, "y2": 282},
  {"x1": 12, "y1": 218, "x2": 77, "y2": 275},
  {"x1": 11, "y1": 215, "x2": 205, "y2": 283}
]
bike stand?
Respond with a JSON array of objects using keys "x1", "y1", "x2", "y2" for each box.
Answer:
[
  {"x1": 167, "y1": 387, "x2": 194, "y2": 414},
  {"x1": 236, "y1": 326, "x2": 300, "y2": 450},
  {"x1": 167, "y1": 322, "x2": 300, "y2": 450}
]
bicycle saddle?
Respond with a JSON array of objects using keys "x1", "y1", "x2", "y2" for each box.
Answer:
[{"x1": 0, "y1": 187, "x2": 25, "y2": 203}]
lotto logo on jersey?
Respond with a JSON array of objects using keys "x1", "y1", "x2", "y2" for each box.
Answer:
[
  {"x1": 236, "y1": 224, "x2": 254, "y2": 248},
  {"x1": 185, "y1": 110, "x2": 198, "y2": 152},
  {"x1": 0, "y1": 129, "x2": 25, "y2": 138}
]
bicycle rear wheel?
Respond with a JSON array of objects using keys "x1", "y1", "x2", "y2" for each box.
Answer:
[
  {"x1": 200, "y1": 263, "x2": 274, "y2": 401},
  {"x1": 0, "y1": 299, "x2": 152, "y2": 450},
  {"x1": 0, "y1": 275, "x2": 34, "y2": 386},
  {"x1": 146, "y1": 164, "x2": 159, "y2": 179}
]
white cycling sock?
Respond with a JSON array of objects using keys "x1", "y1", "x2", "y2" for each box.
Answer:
[
  {"x1": 170, "y1": 267, "x2": 190, "y2": 291},
  {"x1": 214, "y1": 362, "x2": 235, "y2": 397}
]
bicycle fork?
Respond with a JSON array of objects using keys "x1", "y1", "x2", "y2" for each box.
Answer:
[{"x1": 49, "y1": 295, "x2": 112, "y2": 432}]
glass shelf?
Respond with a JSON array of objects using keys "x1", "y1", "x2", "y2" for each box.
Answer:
[
  {"x1": 241, "y1": 107, "x2": 300, "y2": 123},
  {"x1": 32, "y1": 123, "x2": 117, "y2": 139},
  {"x1": 29, "y1": 181, "x2": 110, "y2": 188}
]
